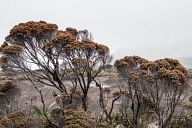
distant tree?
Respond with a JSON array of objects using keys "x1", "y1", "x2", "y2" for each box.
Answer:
[
  {"x1": 0, "y1": 21, "x2": 112, "y2": 110},
  {"x1": 114, "y1": 56, "x2": 188, "y2": 128},
  {"x1": 0, "y1": 81, "x2": 21, "y2": 116}
]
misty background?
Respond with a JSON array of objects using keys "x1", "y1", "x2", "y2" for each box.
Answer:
[{"x1": 0, "y1": 0, "x2": 192, "y2": 68}]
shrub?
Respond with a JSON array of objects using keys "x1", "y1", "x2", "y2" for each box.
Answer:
[
  {"x1": 0, "y1": 81, "x2": 15, "y2": 92},
  {"x1": 63, "y1": 106, "x2": 93, "y2": 128},
  {"x1": 171, "y1": 114, "x2": 192, "y2": 128},
  {"x1": 0, "y1": 111, "x2": 36, "y2": 128}
]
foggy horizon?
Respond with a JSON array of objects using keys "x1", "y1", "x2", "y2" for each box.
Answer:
[{"x1": 0, "y1": 0, "x2": 192, "y2": 61}]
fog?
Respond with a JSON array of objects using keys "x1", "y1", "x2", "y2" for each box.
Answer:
[{"x1": 0, "y1": 0, "x2": 192, "y2": 61}]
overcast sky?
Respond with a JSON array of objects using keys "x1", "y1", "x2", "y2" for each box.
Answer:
[{"x1": 0, "y1": 0, "x2": 192, "y2": 60}]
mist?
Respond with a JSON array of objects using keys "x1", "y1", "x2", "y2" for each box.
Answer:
[{"x1": 0, "y1": 0, "x2": 192, "y2": 62}]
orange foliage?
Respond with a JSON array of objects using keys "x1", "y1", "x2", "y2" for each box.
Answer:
[
  {"x1": 129, "y1": 71, "x2": 139, "y2": 84},
  {"x1": 164, "y1": 58, "x2": 180, "y2": 69},
  {"x1": 115, "y1": 56, "x2": 148, "y2": 70},
  {"x1": 62, "y1": 39, "x2": 109, "y2": 56},
  {"x1": 2, "y1": 44, "x2": 22, "y2": 54},
  {"x1": 155, "y1": 59, "x2": 171, "y2": 69},
  {"x1": 0, "y1": 81, "x2": 15, "y2": 93},
  {"x1": 166, "y1": 70, "x2": 186, "y2": 87},
  {"x1": 140, "y1": 61, "x2": 159, "y2": 71},
  {"x1": 115, "y1": 56, "x2": 188, "y2": 87},
  {"x1": 6, "y1": 21, "x2": 58, "y2": 42},
  {"x1": 114, "y1": 59, "x2": 128, "y2": 69},
  {"x1": 96, "y1": 44, "x2": 109, "y2": 55},
  {"x1": 52, "y1": 31, "x2": 75, "y2": 44},
  {"x1": 0, "y1": 56, "x2": 8, "y2": 64},
  {"x1": 0, "y1": 42, "x2": 8, "y2": 49},
  {"x1": 124, "y1": 56, "x2": 148, "y2": 64},
  {"x1": 72, "y1": 57, "x2": 86, "y2": 66},
  {"x1": 44, "y1": 30, "x2": 76, "y2": 50},
  {"x1": 66, "y1": 27, "x2": 78, "y2": 36}
]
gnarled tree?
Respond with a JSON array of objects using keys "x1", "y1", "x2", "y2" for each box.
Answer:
[
  {"x1": 0, "y1": 21, "x2": 112, "y2": 110},
  {"x1": 114, "y1": 56, "x2": 188, "y2": 128},
  {"x1": 114, "y1": 56, "x2": 149, "y2": 128}
]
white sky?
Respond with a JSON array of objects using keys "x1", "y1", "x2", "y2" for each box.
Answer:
[{"x1": 0, "y1": 0, "x2": 192, "y2": 60}]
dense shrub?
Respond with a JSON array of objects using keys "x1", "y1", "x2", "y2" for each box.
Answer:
[
  {"x1": 0, "y1": 111, "x2": 36, "y2": 128},
  {"x1": 63, "y1": 106, "x2": 93, "y2": 128},
  {"x1": 49, "y1": 105, "x2": 93, "y2": 128},
  {"x1": 171, "y1": 114, "x2": 192, "y2": 128}
]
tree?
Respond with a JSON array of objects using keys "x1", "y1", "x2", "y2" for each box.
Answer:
[
  {"x1": 0, "y1": 21, "x2": 112, "y2": 110},
  {"x1": 0, "y1": 81, "x2": 21, "y2": 116},
  {"x1": 114, "y1": 56, "x2": 188, "y2": 128},
  {"x1": 114, "y1": 56, "x2": 149, "y2": 128}
]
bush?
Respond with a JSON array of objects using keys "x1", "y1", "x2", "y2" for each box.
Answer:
[
  {"x1": 63, "y1": 106, "x2": 93, "y2": 128},
  {"x1": 171, "y1": 114, "x2": 192, "y2": 128},
  {"x1": 0, "y1": 81, "x2": 15, "y2": 93},
  {"x1": 49, "y1": 105, "x2": 93, "y2": 128},
  {"x1": 0, "y1": 111, "x2": 36, "y2": 128},
  {"x1": 49, "y1": 108, "x2": 64, "y2": 127}
]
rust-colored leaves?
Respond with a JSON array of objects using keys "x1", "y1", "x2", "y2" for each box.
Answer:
[
  {"x1": 115, "y1": 56, "x2": 187, "y2": 87},
  {"x1": 129, "y1": 71, "x2": 139, "y2": 85},
  {"x1": 155, "y1": 59, "x2": 171, "y2": 69},
  {"x1": 0, "y1": 81, "x2": 15, "y2": 93},
  {"x1": 0, "y1": 56, "x2": 8, "y2": 64},
  {"x1": 7, "y1": 21, "x2": 58, "y2": 41},
  {"x1": 114, "y1": 59, "x2": 128, "y2": 69},
  {"x1": 115, "y1": 56, "x2": 148, "y2": 71},
  {"x1": 0, "y1": 42, "x2": 8, "y2": 49},
  {"x1": 140, "y1": 61, "x2": 159, "y2": 71},
  {"x1": 66, "y1": 27, "x2": 78, "y2": 36},
  {"x1": 2, "y1": 44, "x2": 23, "y2": 55},
  {"x1": 62, "y1": 39, "x2": 109, "y2": 57},
  {"x1": 167, "y1": 70, "x2": 186, "y2": 87},
  {"x1": 96, "y1": 44, "x2": 109, "y2": 55},
  {"x1": 53, "y1": 31, "x2": 76, "y2": 44},
  {"x1": 44, "y1": 30, "x2": 76, "y2": 50},
  {"x1": 72, "y1": 57, "x2": 86, "y2": 66}
]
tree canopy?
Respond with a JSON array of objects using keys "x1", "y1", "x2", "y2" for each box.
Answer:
[
  {"x1": 0, "y1": 21, "x2": 112, "y2": 110},
  {"x1": 114, "y1": 56, "x2": 188, "y2": 128}
]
